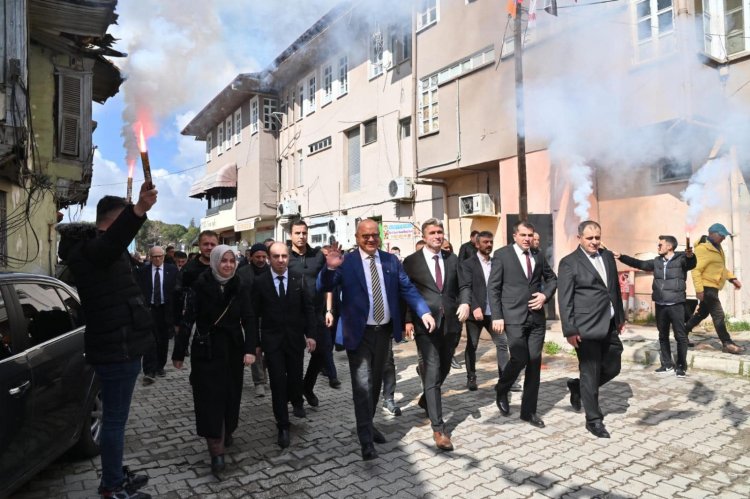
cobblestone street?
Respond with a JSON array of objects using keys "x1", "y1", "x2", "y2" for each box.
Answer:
[{"x1": 14, "y1": 335, "x2": 750, "y2": 498}]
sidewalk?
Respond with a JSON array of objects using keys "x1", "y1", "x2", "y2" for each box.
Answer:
[{"x1": 543, "y1": 320, "x2": 750, "y2": 377}]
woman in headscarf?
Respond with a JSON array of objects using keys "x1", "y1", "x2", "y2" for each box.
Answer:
[{"x1": 172, "y1": 245, "x2": 256, "y2": 475}]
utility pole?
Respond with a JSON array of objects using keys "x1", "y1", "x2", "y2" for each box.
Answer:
[{"x1": 513, "y1": 0, "x2": 528, "y2": 221}]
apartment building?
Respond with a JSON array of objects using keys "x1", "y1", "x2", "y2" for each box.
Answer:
[{"x1": 184, "y1": 0, "x2": 749, "y2": 317}]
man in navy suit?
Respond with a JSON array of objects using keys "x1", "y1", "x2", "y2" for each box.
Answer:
[
  {"x1": 318, "y1": 219, "x2": 435, "y2": 461},
  {"x1": 137, "y1": 246, "x2": 179, "y2": 385},
  {"x1": 558, "y1": 220, "x2": 625, "y2": 438},
  {"x1": 403, "y1": 218, "x2": 470, "y2": 451},
  {"x1": 489, "y1": 221, "x2": 557, "y2": 428}
]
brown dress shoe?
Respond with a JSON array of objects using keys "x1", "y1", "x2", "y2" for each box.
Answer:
[
  {"x1": 722, "y1": 343, "x2": 744, "y2": 354},
  {"x1": 433, "y1": 431, "x2": 454, "y2": 451}
]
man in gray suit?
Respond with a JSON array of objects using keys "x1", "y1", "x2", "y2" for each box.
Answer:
[
  {"x1": 489, "y1": 221, "x2": 557, "y2": 428},
  {"x1": 557, "y1": 220, "x2": 625, "y2": 438}
]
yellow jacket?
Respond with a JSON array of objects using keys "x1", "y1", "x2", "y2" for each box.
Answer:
[{"x1": 691, "y1": 240, "x2": 735, "y2": 293}]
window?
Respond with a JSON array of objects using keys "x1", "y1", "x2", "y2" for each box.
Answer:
[
  {"x1": 263, "y1": 98, "x2": 278, "y2": 131},
  {"x1": 389, "y1": 25, "x2": 412, "y2": 65},
  {"x1": 0, "y1": 293, "x2": 11, "y2": 360},
  {"x1": 322, "y1": 64, "x2": 333, "y2": 105},
  {"x1": 633, "y1": 0, "x2": 676, "y2": 62},
  {"x1": 217, "y1": 123, "x2": 224, "y2": 154},
  {"x1": 291, "y1": 88, "x2": 297, "y2": 121},
  {"x1": 280, "y1": 95, "x2": 287, "y2": 126},
  {"x1": 436, "y1": 47, "x2": 496, "y2": 85},
  {"x1": 417, "y1": 0, "x2": 439, "y2": 31},
  {"x1": 57, "y1": 287, "x2": 84, "y2": 328},
  {"x1": 338, "y1": 55, "x2": 349, "y2": 96},
  {"x1": 400, "y1": 117, "x2": 412, "y2": 139},
  {"x1": 655, "y1": 158, "x2": 692, "y2": 183},
  {"x1": 370, "y1": 30, "x2": 384, "y2": 78},
  {"x1": 347, "y1": 128, "x2": 361, "y2": 191},
  {"x1": 205, "y1": 132, "x2": 212, "y2": 163},
  {"x1": 56, "y1": 70, "x2": 92, "y2": 160},
  {"x1": 306, "y1": 75, "x2": 316, "y2": 115},
  {"x1": 14, "y1": 283, "x2": 73, "y2": 346},
  {"x1": 296, "y1": 149, "x2": 304, "y2": 186},
  {"x1": 309, "y1": 136, "x2": 332, "y2": 154},
  {"x1": 419, "y1": 75, "x2": 439, "y2": 135},
  {"x1": 250, "y1": 98, "x2": 259, "y2": 135},
  {"x1": 363, "y1": 119, "x2": 378, "y2": 145},
  {"x1": 0, "y1": 191, "x2": 6, "y2": 267},
  {"x1": 703, "y1": 0, "x2": 748, "y2": 59},
  {"x1": 224, "y1": 116, "x2": 232, "y2": 150},
  {"x1": 298, "y1": 83, "x2": 305, "y2": 121},
  {"x1": 234, "y1": 108, "x2": 242, "y2": 144}
]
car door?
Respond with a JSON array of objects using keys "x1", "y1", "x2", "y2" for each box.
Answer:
[
  {"x1": 0, "y1": 284, "x2": 34, "y2": 493},
  {"x1": 11, "y1": 281, "x2": 84, "y2": 462}
]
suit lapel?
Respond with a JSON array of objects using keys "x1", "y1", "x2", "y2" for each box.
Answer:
[
  {"x1": 419, "y1": 251, "x2": 440, "y2": 293},
  {"x1": 348, "y1": 251, "x2": 368, "y2": 294},
  {"x1": 575, "y1": 248, "x2": 606, "y2": 287}
]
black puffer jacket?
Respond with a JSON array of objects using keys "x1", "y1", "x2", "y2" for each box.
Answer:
[
  {"x1": 619, "y1": 252, "x2": 697, "y2": 304},
  {"x1": 57, "y1": 206, "x2": 154, "y2": 364}
]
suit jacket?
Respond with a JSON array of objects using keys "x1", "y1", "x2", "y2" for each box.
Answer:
[
  {"x1": 137, "y1": 262, "x2": 180, "y2": 326},
  {"x1": 557, "y1": 247, "x2": 625, "y2": 340},
  {"x1": 250, "y1": 269, "x2": 315, "y2": 354},
  {"x1": 460, "y1": 254, "x2": 491, "y2": 314},
  {"x1": 402, "y1": 249, "x2": 470, "y2": 335},
  {"x1": 317, "y1": 249, "x2": 430, "y2": 351},
  {"x1": 487, "y1": 245, "x2": 558, "y2": 324}
]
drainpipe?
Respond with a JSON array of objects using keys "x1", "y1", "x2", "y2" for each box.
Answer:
[
  {"x1": 728, "y1": 145, "x2": 743, "y2": 317},
  {"x1": 411, "y1": 3, "x2": 418, "y2": 178}
]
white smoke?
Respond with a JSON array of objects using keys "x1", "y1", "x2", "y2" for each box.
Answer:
[
  {"x1": 682, "y1": 156, "x2": 733, "y2": 230},
  {"x1": 563, "y1": 156, "x2": 594, "y2": 221}
]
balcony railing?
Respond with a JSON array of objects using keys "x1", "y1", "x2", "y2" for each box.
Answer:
[{"x1": 205, "y1": 200, "x2": 235, "y2": 217}]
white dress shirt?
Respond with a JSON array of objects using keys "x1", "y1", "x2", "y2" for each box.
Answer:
[
  {"x1": 421, "y1": 246, "x2": 444, "y2": 289},
  {"x1": 272, "y1": 269, "x2": 289, "y2": 297},
  {"x1": 477, "y1": 252, "x2": 492, "y2": 315},
  {"x1": 512, "y1": 243, "x2": 535, "y2": 279},
  {"x1": 359, "y1": 248, "x2": 392, "y2": 325}
]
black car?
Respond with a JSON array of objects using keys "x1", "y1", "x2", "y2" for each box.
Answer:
[{"x1": 0, "y1": 273, "x2": 101, "y2": 497}]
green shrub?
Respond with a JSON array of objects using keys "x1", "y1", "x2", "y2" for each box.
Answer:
[{"x1": 543, "y1": 342, "x2": 562, "y2": 355}]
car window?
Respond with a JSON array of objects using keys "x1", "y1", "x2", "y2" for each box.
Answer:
[
  {"x1": 0, "y1": 294, "x2": 11, "y2": 360},
  {"x1": 14, "y1": 283, "x2": 74, "y2": 346},
  {"x1": 55, "y1": 287, "x2": 85, "y2": 328}
]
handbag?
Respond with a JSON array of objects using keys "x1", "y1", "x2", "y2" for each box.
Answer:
[{"x1": 191, "y1": 297, "x2": 235, "y2": 361}]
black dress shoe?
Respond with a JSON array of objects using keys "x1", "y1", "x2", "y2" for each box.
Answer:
[
  {"x1": 278, "y1": 428, "x2": 290, "y2": 448},
  {"x1": 567, "y1": 379, "x2": 581, "y2": 412},
  {"x1": 372, "y1": 427, "x2": 386, "y2": 444},
  {"x1": 361, "y1": 443, "x2": 378, "y2": 461},
  {"x1": 585, "y1": 421, "x2": 610, "y2": 438},
  {"x1": 329, "y1": 378, "x2": 342, "y2": 389},
  {"x1": 304, "y1": 390, "x2": 319, "y2": 407},
  {"x1": 224, "y1": 433, "x2": 233, "y2": 448},
  {"x1": 292, "y1": 404, "x2": 306, "y2": 418},
  {"x1": 520, "y1": 413, "x2": 545, "y2": 428},
  {"x1": 467, "y1": 375, "x2": 478, "y2": 391},
  {"x1": 383, "y1": 399, "x2": 402, "y2": 416},
  {"x1": 211, "y1": 455, "x2": 225, "y2": 474},
  {"x1": 496, "y1": 390, "x2": 510, "y2": 416}
]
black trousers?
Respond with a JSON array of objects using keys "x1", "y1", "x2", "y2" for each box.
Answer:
[
  {"x1": 656, "y1": 303, "x2": 688, "y2": 370},
  {"x1": 303, "y1": 322, "x2": 335, "y2": 391},
  {"x1": 496, "y1": 316, "x2": 546, "y2": 417},
  {"x1": 415, "y1": 323, "x2": 457, "y2": 433},
  {"x1": 465, "y1": 316, "x2": 510, "y2": 377},
  {"x1": 347, "y1": 325, "x2": 392, "y2": 446},
  {"x1": 685, "y1": 287, "x2": 733, "y2": 344},
  {"x1": 265, "y1": 345, "x2": 304, "y2": 430},
  {"x1": 574, "y1": 323, "x2": 623, "y2": 423},
  {"x1": 143, "y1": 305, "x2": 170, "y2": 375},
  {"x1": 382, "y1": 340, "x2": 396, "y2": 401}
]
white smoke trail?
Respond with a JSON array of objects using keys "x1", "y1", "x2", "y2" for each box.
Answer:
[
  {"x1": 682, "y1": 156, "x2": 732, "y2": 229},
  {"x1": 564, "y1": 155, "x2": 594, "y2": 221}
]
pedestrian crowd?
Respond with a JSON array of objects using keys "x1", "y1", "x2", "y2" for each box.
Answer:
[{"x1": 57, "y1": 182, "x2": 743, "y2": 499}]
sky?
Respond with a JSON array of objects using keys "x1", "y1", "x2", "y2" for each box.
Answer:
[{"x1": 72, "y1": 0, "x2": 342, "y2": 225}]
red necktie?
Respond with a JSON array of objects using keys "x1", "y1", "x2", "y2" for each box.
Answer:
[
  {"x1": 524, "y1": 251, "x2": 532, "y2": 282},
  {"x1": 433, "y1": 255, "x2": 443, "y2": 292}
]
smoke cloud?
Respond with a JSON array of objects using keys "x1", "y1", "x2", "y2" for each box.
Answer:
[{"x1": 682, "y1": 156, "x2": 733, "y2": 230}]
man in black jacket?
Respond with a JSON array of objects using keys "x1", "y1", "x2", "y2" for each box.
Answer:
[
  {"x1": 238, "y1": 242, "x2": 271, "y2": 396},
  {"x1": 57, "y1": 183, "x2": 156, "y2": 499},
  {"x1": 615, "y1": 235, "x2": 696, "y2": 377}
]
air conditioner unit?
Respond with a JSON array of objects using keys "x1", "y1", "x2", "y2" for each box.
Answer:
[
  {"x1": 387, "y1": 176, "x2": 414, "y2": 201},
  {"x1": 459, "y1": 193, "x2": 496, "y2": 217},
  {"x1": 277, "y1": 199, "x2": 300, "y2": 217}
]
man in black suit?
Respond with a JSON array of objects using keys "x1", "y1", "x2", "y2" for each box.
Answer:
[
  {"x1": 404, "y1": 218, "x2": 470, "y2": 451},
  {"x1": 250, "y1": 242, "x2": 316, "y2": 448},
  {"x1": 489, "y1": 221, "x2": 557, "y2": 428},
  {"x1": 558, "y1": 220, "x2": 625, "y2": 438},
  {"x1": 460, "y1": 231, "x2": 510, "y2": 391},
  {"x1": 457, "y1": 230, "x2": 479, "y2": 261},
  {"x1": 238, "y1": 242, "x2": 271, "y2": 397},
  {"x1": 138, "y1": 246, "x2": 179, "y2": 385}
]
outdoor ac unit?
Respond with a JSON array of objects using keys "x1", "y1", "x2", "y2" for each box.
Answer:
[
  {"x1": 387, "y1": 176, "x2": 414, "y2": 201},
  {"x1": 459, "y1": 193, "x2": 496, "y2": 217},
  {"x1": 277, "y1": 199, "x2": 300, "y2": 217}
]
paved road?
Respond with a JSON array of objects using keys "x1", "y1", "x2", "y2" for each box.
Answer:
[{"x1": 14, "y1": 336, "x2": 750, "y2": 498}]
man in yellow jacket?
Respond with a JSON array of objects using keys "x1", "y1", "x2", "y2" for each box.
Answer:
[{"x1": 685, "y1": 223, "x2": 744, "y2": 354}]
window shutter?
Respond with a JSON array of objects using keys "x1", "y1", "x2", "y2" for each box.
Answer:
[{"x1": 59, "y1": 74, "x2": 82, "y2": 157}]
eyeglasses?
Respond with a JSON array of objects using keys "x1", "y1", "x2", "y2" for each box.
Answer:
[{"x1": 360, "y1": 234, "x2": 380, "y2": 240}]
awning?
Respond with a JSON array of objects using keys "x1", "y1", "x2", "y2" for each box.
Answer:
[{"x1": 189, "y1": 163, "x2": 237, "y2": 198}]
